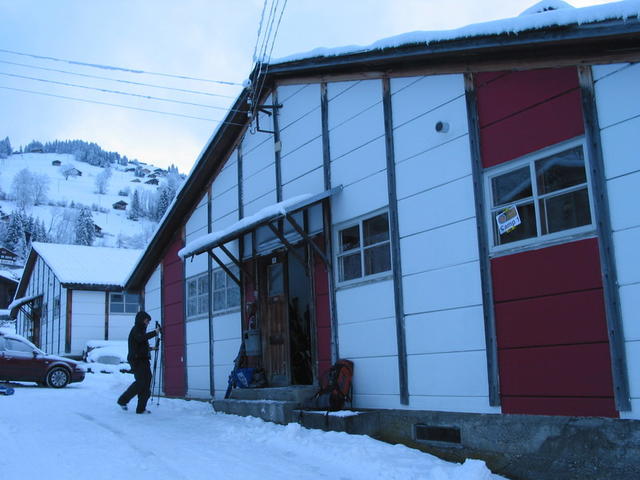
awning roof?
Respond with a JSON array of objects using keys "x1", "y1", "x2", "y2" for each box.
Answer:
[{"x1": 179, "y1": 186, "x2": 342, "y2": 260}]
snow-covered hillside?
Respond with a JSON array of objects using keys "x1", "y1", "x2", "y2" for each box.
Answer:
[{"x1": 0, "y1": 153, "x2": 167, "y2": 249}]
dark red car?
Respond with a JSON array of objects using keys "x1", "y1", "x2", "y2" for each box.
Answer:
[{"x1": 0, "y1": 331, "x2": 85, "y2": 388}]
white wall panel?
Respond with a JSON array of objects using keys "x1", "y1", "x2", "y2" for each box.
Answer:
[
  {"x1": 408, "y1": 350, "x2": 489, "y2": 396},
  {"x1": 186, "y1": 195, "x2": 208, "y2": 237},
  {"x1": 186, "y1": 340, "x2": 210, "y2": 367},
  {"x1": 620, "y1": 284, "x2": 640, "y2": 341},
  {"x1": 281, "y1": 137, "x2": 323, "y2": 184},
  {"x1": 213, "y1": 311, "x2": 241, "y2": 342},
  {"x1": 612, "y1": 227, "x2": 640, "y2": 286},
  {"x1": 212, "y1": 187, "x2": 238, "y2": 221},
  {"x1": 331, "y1": 171, "x2": 388, "y2": 224},
  {"x1": 244, "y1": 168, "x2": 276, "y2": 204},
  {"x1": 391, "y1": 74, "x2": 465, "y2": 126},
  {"x1": 352, "y1": 356, "x2": 399, "y2": 396},
  {"x1": 607, "y1": 172, "x2": 640, "y2": 231},
  {"x1": 338, "y1": 317, "x2": 398, "y2": 358},
  {"x1": 243, "y1": 140, "x2": 274, "y2": 179},
  {"x1": 187, "y1": 317, "x2": 210, "y2": 343},
  {"x1": 244, "y1": 190, "x2": 277, "y2": 217},
  {"x1": 625, "y1": 340, "x2": 640, "y2": 398},
  {"x1": 403, "y1": 261, "x2": 483, "y2": 314},
  {"x1": 405, "y1": 306, "x2": 486, "y2": 355},
  {"x1": 400, "y1": 218, "x2": 479, "y2": 275},
  {"x1": 186, "y1": 365, "x2": 210, "y2": 399},
  {"x1": 331, "y1": 137, "x2": 386, "y2": 187},
  {"x1": 592, "y1": 63, "x2": 630, "y2": 81},
  {"x1": 185, "y1": 247, "x2": 208, "y2": 277},
  {"x1": 397, "y1": 176, "x2": 475, "y2": 237},
  {"x1": 336, "y1": 279, "x2": 395, "y2": 325},
  {"x1": 213, "y1": 154, "x2": 238, "y2": 197},
  {"x1": 594, "y1": 63, "x2": 640, "y2": 128},
  {"x1": 600, "y1": 116, "x2": 640, "y2": 180},
  {"x1": 409, "y1": 395, "x2": 498, "y2": 413},
  {"x1": 282, "y1": 167, "x2": 324, "y2": 199}
]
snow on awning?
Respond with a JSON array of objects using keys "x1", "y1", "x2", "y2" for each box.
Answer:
[
  {"x1": 179, "y1": 186, "x2": 342, "y2": 260},
  {"x1": 8, "y1": 293, "x2": 42, "y2": 318}
]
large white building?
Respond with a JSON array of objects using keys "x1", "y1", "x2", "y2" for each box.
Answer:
[{"x1": 125, "y1": 3, "x2": 640, "y2": 478}]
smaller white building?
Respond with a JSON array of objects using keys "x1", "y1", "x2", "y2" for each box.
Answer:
[{"x1": 11, "y1": 243, "x2": 142, "y2": 357}]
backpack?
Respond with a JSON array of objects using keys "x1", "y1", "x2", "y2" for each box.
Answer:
[{"x1": 304, "y1": 359, "x2": 354, "y2": 411}]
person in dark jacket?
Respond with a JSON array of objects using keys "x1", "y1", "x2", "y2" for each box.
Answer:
[{"x1": 117, "y1": 311, "x2": 160, "y2": 414}]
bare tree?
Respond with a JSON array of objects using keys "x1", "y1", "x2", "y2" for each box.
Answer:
[
  {"x1": 11, "y1": 168, "x2": 35, "y2": 210},
  {"x1": 60, "y1": 163, "x2": 79, "y2": 180},
  {"x1": 95, "y1": 166, "x2": 112, "y2": 194},
  {"x1": 32, "y1": 173, "x2": 50, "y2": 205}
]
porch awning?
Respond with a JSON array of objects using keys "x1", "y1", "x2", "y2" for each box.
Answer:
[
  {"x1": 8, "y1": 293, "x2": 42, "y2": 319},
  {"x1": 178, "y1": 185, "x2": 342, "y2": 260}
]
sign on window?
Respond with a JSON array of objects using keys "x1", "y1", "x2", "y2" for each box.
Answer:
[{"x1": 496, "y1": 205, "x2": 521, "y2": 235}]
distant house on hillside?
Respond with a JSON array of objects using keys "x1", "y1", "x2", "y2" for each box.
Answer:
[
  {"x1": 140, "y1": 168, "x2": 151, "y2": 175},
  {"x1": 29, "y1": 147, "x2": 43, "y2": 153},
  {"x1": 0, "y1": 247, "x2": 19, "y2": 267},
  {"x1": 10, "y1": 243, "x2": 142, "y2": 357},
  {"x1": 125, "y1": 167, "x2": 136, "y2": 173},
  {"x1": 131, "y1": 179, "x2": 141, "y2": 183},
  {"x1": 145, "y1": 178, "x2": 159, "y2": 185},
  {"x1": 153, "y1": 168, "x2": 164, "y2": 174},
  {"x1": 94, "y1": 223, "x2": 103, "y2": 238},
  {"x1": 51, "y1": 160, "x2": 62, "y2": 166},
  {"x1": 112, "y1": 200, "x2": 128, "y2": 210}
]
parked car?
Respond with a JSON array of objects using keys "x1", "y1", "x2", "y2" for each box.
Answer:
[{"x1": 0, "y1": 331, "x2": 85, "y2": 388}]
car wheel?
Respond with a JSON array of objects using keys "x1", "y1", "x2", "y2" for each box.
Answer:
[{"x1": 46, "y1": 367, "x2": 70, "y2": 388}]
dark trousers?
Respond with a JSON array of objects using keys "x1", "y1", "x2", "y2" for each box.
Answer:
[{"x1": 118, "y1": 359, "x2": 152, "y2": 413}]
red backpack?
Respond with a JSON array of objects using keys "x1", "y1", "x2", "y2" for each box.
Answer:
[{"x1": 304, "y1": 359, "x2": 354, "y2": 411}]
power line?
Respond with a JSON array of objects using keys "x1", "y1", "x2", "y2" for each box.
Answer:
[
  {"x1": 0, "y1": 59, "x2": 237, "y2": 99},
  {"x1": 0, "y1": 85, "x2": 247, "y2": 125},
  {"x1": 0, "y1": 47, "x2": 243, "y2": 86},
  {"x1": 0, "y1": 71, "x2": 244, "y2": 112}
]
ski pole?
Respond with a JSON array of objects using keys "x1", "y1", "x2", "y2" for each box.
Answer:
[{"x1": 151, "y1": 321, "x2": 162, "y2": 406}]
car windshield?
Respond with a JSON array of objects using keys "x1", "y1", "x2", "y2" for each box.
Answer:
[{"x1": 4, "y1": 335, "x2": 45, "y2": 355}]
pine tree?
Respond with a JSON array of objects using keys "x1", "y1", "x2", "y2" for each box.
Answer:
[
  {"x1": 4, "y1": 212, "x2": 26, "y2": 255},
  {"x1": 74, "y1": 207, "x2": 95, "y2": 246},
  {"x1": 128, "y1": 189, "x2": 141, "y2": 221},
  {"x1": 0, "y1": 137, "x2": 11, "y2": 158}
]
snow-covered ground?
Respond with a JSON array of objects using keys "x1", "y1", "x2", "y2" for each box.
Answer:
[
  {"x1": 0, "y1": 153, "x2": 161, "y2": 247},
  {"x1": 0, "y1": 371, "x2": 505, "y2": 480}
]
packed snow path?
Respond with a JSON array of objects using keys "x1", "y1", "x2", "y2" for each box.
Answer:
[{"x1": 0, "y1": 372, "x2": 504, "y2": 480}]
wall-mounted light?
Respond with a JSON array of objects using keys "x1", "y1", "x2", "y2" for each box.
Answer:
[{"x1": 435, "y1": 121, "x2": 450, "y2": 133}]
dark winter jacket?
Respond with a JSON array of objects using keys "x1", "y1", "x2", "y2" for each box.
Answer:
[{"x1": 126, "y1": 313, "x2": 157, "y2": 365}]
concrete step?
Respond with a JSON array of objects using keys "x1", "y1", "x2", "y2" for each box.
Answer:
[
  {"x1": 228, "y1": 385, "x2": 317, "y2": 403},
  {"x1": 212, "y1": 398, "x2": 299, "y2": 425},
  {"x1": 294, "y1": 410, "x2": 380, "y2": 436}
]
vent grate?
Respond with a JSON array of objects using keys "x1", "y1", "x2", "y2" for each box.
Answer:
[{"x1": 414, "y1": 424, "x2": 461, "y2": 445}]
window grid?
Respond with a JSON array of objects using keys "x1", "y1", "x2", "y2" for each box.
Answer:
[
  {"x1": 186, "y1": 273, "x2": 209, "y2": 319},
  {"x1": 336, "y1": 211, "x2": 392, "y2": 284},
  {"x1": 486, "y1": 139, "x2": 595, "y2": 253},
  {"x1": 212, "y1": 265, "x2": 241, "y2": 313},
  {"x1": 110, "y1": 293, "x2": 140, "y2": 314}
]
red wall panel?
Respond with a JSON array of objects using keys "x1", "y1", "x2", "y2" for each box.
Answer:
[
  {"x1": 492, "y1": 238, "x2": 602, "y2": 302},
  {"x1": 162, "y1": 234, "x2": 186, "y2": 397},
  {"x1": 313, "y1": 242, "x2": 332, "y2": 378},
  {"x1": 502, "y1": 397, "x2": 618, "y2": 418},
  {"x1": 495, "y1": 289, "x2": 608, "y2": 348},
  {"x1": 476, "y1": 67, "x2": 584, "y2": 168}
]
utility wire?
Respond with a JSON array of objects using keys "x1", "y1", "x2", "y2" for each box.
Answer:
[
  {"x1": 0, "y1": 47, "x2": 243, "y2": 86},
  {"x1": 0, "y1": 71, "x2": 243, "y2": 112},
  {"x1": 0, "y1": 85, "x2": 247, "y2": 125},
  {"x1": 0, "y1": 59, "x2": 237, "y2": 99}
]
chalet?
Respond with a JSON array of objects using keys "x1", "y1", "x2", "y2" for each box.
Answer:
[
  {"x1": 125, "y1": 3, "x2": 640, "y2": 479},
  {"x1": 51, "y1": 159, "x2": 62, "y2": 166},
  {"x1": 112, "y1": 200, "x2": 128, "y2": 210},
  {"x1": 144, "y1": 178, "x2": 159, "y2": 185},
  {"x1": 0, "y1": 247, "x2": 19, "y2": 267},
  {"x1": 131, "y1": 178, "x2": 141, "y2": 183},
  {"x1": 11, "y1": 243, "x2": 142, "y2": 357}
]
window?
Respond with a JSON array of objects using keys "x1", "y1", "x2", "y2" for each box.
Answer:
[
  {"x1": 110, "y1": 292, "x2": 140, "y2": 314},
  {"x1": 6, "y1": 338, "x2": 34, "y2": 353},
  {"x1": 186, "y1": 273, "x2": 209, "y2": 319},
  {"x1": 487, "y1": 142, "x2": 593, "y2": 250},
  {"x1": 213, "y1": 265, "x2": 240, "y2": 313},
  {"x1": 337, "y1": 212, "x2": 392, "y2": 283},
  {"x1": 53, "y1": 297, "x2": 60, "y2": 319}
]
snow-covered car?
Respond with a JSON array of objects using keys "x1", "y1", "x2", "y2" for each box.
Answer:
[
  {"x1": 0, "y1": 331, "x2": 85, "y2": 388},
  {"x1": 83, "y1": 340, "x2": 130, "y2": 373}
]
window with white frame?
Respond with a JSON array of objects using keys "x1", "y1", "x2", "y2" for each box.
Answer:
[
  {"x1": 110, "y1": 292, "x2": 139, "y2": 314},
  {"x1": 212, "y1": 265, "x2": 240, "y2": 313},
  {"x1": 486, "y1": 141, "x2": 594, "y2": 250},
  {"x1": 186, "y1": 273, "x2": 209, "y2": 319},
  {"x1": 337, "y1": 212, "x2": 392, "y2": 283}
]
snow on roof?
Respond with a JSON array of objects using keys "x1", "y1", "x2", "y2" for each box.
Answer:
[
  {"x1": 273, "y1": 1, "x2": 640, "y2": 64},
  {"x1": 179, "y1": 194, "x2": 313, "y2": 259},
  {"x1": 8, "y1": 293, "x2": 41, "y2": 311},
  {"x1": 31, "y1": 242, "x2": 142, "y2": 287},
  {"x1": 0, "y1": 269, "x2": 21, "y2": 283}
]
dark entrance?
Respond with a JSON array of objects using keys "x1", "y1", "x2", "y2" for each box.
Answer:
[{"x1": 258, "y1": 245, "x2": 313, "y2": 387}]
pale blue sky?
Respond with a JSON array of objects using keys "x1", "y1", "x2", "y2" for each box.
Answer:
[{"x1": 0, "y1": 0, "x2": 611, "y2": 173}]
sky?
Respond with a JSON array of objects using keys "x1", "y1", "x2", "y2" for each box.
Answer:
[
  {"x1": 0, "y1": 358, "x2": 506, "y2": 480},
  {"x1": 0, "y1": 0, "x2": 616, "y2": 174}
]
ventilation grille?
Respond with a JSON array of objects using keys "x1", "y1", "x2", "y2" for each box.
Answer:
[{"x1": 414, "y1": 424, "x2": 461, "y2": 445}]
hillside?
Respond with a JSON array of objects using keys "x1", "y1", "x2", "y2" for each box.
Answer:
[{"x1": 0, "y1": 152, "x2": 177, "y2": 252}]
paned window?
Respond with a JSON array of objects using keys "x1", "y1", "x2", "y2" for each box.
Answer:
[
  {"x1": 213, "y1": 265, "x2": 240, "y2": 313},
  {"x1": 337, "y1": 212, "x2": 391, "y2": 283},
  {"x1": 486, "y1": 142, "x2": 593, "y2": 250},
  {"x1": 186, "y1": 273, "x2": 209, "y2": 319},
  {"x1": 110, "y1": 292, "x2": 140, "y2": 314}
]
